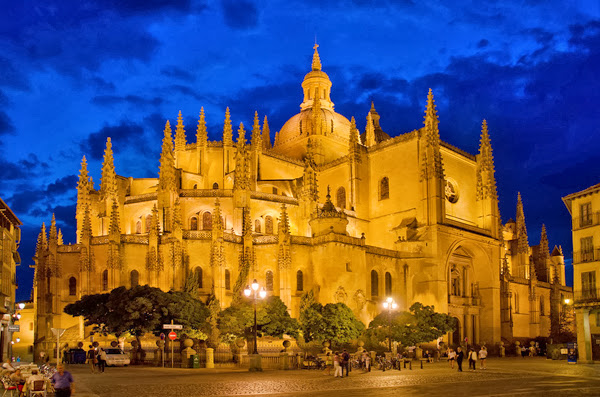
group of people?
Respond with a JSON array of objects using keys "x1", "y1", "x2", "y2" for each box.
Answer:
[
  {"x1": 446, "y1": 346, "x2": 488, "y2": 371},
  {"x1": 87, "y1": 345, "x2": 108, "y2": 373},
  {"x1": 1, "y1": 360, "x2": 74, "y2": 397},
  {"x1": 330, "y1": 350, "x2": 351, "y2": 377}
]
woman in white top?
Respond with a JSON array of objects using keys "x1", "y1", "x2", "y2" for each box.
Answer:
[
  {"x1": 478, "y1": 346, "x2": 488, "y2": 369},
  {"x1": 447, "y1": 348, "x2": 456, "y2": 369}
]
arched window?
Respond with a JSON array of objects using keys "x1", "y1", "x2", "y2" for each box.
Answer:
[
  {"x1": 266, "y1": 271, "x2": 274, "y2": 291},
  {"x1": 213, "y1": 182, "x2": 219, "y2": 189},
  {"x1": 371, "y1": 270, "x2": 379, "y2": 297},
  {"x1": 202, "y1": 212, "x2": 212, "y2": 230},
  {"x1": 135, "y1": 221, "x2": 142, "y2": 234},
  {"x1": 102, "y1": 270, "x2": 108, "y2": 291},
  {"x1": 451, "y1": 268, "x2": 461, "y2": 296},
  {"x1": 540, "y1": 297, "x2": 545, "y2": 316},
  {"x1": 225, "y1": 269, "x2": 231, "y2": 290},
  {"x1": 130, "y1": 270, "x2": 139, "y2": 288},
  {"x1": 190, "y1": 217, "x2": 198, "y2": 231},
  {"x1": 296, "y1": 270, "x2": 303, "y2": 291},
  {"x1": 336, "y1": 187, "x2": 346, "y2": 209},
  {"x1": 195, "y1": 266, "x2": 203, "y2": 289},
  {"x1": 265, "y1": 216, "x2": 274, "y2": 234},
  {"x1": 69, "y1": 277, "x2": 77, "y2": 296},
  {"x1": 193, "y1": 184, "x2": 198, "y2": 189},
  {"x1": 380, "y1": 177, "x2": 389, "y2": 200},
  {"x1": 255, "y1": 219, "x2": 262, "y2": 233},
  {"x1": 385, "y1": 272, "x2": 392, "y2": 296},
  {"x1": 145, "y1": 214, "x2": 152, "y2": 233}
]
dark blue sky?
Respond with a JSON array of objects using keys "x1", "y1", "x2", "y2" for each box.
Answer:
[{"x1": 1, "y1": 1, "x2": 598, "y2": 301}]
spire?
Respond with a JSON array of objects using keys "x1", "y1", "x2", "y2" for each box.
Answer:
[
  {"x1": 365, "y1": 111, "x2": 376, "y2": 147},
  {"x1": 158, "y1": 120, "x2": 176, "y2": 191},
  {"x1": 421, "y1": 89, "x2": 444, "y2": 181},
  {"x1": 213, "y1": 198, "x2": 223, "y2": 231},
  {"x1": 57, "y1": 229, "x2": 63, "y2": 245},
  {"x1": 311, "y1": 43, "x2": 322, "y2": 71},
  {"x1": 196, "y1": 107, "x2": 207, "y2": 147},
  {"x1": 262, "y1": 116, "x2": 271, "y2": 150},
  {"x1": 80, "y1": 206, "x2": 92, "y2": 242},
  {"x1": 540, "y1": 224, "x2": 549, "y2": 260},
  {"x1": 250, "y1": 111, "x2": 262, "y2": 151},
  {"x1": 149, "y1": 204, "x2": 160, "y2": 238},
  {"x1": 35, "y1": 223, "x2": 47, "y2": 256},
  {"x1": 49, "y1": 214, "x2": 57, "y2": 242},
  {"x1": 223, "y1": 107, "x2": 233, "y2": 146},
  {"x1": 77, "y1": 156, "x2": 90, "y2": 190},
  {"x1": 237, "y1": 122, "x2": 246, "y2": 148},
  {"x1": 174, "y1": 110, "x2": 187, "y2": 151},
  {"x1": 100, "y1": 137, "x2": 117, "y2": 200},
  {"x1": 516, "y1": 192, "x2": 529, "y2": 254},
  {"x1": 477, "y1": 119, "x2": 498, "y2": 201},
  {"x1": 278, "y1": 204, "x2": 290, "y2": 235}
]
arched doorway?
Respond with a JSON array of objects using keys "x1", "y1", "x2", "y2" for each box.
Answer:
[{"x1": 452, "y1": 317, "x2": 461, "y2": 346}]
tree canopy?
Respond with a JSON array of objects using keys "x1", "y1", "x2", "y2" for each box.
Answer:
[
  {"x1": 217, "y1": 295, "x2": 299, "y2": 342},
  {"x1": 366, "y1": 302, "x2": 456, "y2": 347},
  {"x1": 299, "y1": 302, "x2": 365, "y2": 345}
]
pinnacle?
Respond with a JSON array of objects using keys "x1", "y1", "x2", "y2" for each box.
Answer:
[{"x1": 312, "y1": 43, "x2": 322, "y2": 71}]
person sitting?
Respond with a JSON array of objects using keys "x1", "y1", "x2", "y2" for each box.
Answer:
[
  {"x1": 24, "y1": 369, "x2": 46, "y2": 396},
  {"x1": 2, "y1": 359, "x2": 15, "y2": 373},
  {"x1": 10, "y1": 369, "x2": 25, "y2": 396}
]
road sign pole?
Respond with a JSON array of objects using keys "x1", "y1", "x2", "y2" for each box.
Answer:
[{"x1": 171, "y1": 320, "x2": 174, "y2": 368}]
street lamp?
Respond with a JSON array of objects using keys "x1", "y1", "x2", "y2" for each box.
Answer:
[
  {"x1": 243, "y1": 279, "x2": 267, "y2": 355},
  {"x1": 383, "y1": 297, "x2": 398, "y2": 353}
]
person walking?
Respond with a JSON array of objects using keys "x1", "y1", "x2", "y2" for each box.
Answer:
[
  {"x1": 479, "y1": 346, "x2": 487, "y2": 369},
  {"x1": 447, "y1": 348, "x2": 456, "y2": 369},
  {"x1": 341, "y1": 349, "x2": 350, "y2": 377},
  {"x1": 51, "y1": 364, "x2": 75, "y2": 397},
  {"x1": 456, "y1": 347, "x2": 464, "y2": 372},
  {"x1": 468, "y1": 348, "x2": 477, "y2": 370},
  {"x1": 98, "y1": 348, "x2": 107, "y2": 373},
  {"x1": 87, "y1": 345, "x2": 96, "y2": 373},
  {"x1": 324, "y1": 352, "x2": 332, "y2": 375},
  {"x1": 333, "y1": 352, "x2": 342, "y2": 378}
]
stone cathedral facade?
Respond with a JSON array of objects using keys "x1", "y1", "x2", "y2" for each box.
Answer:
[{"x1": 32, "y1": 45, "x2": 571, "y2": 354}]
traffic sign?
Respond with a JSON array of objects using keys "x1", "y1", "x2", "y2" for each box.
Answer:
[
  {"x1": 7, "y1": 325, "x2": 19, "y2": 332},
  {"x1": 163, "y1": 324, "x2": 183, "y2": 330},
  {"x1": 168, "y1": 331, "x2": 177, "y2": 341},
  {"x1": 160, "y1": 333, "x2": 165, "y2": 340}
]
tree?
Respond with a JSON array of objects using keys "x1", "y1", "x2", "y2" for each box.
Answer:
[
  {"x1": 299, "y1": 302, "x2": 365, "y2": 345},
  {"x1": 366, "y1": 302, "x2": 456, "y2": 347},
  {"x1": 217, "y1": 296, "x2": 299, "y2": 347}
]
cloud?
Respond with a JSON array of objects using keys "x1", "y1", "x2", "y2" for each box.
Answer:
[
  {"x1": 0, "y1": 56, "x2": 30, "y2": 90},
  {"x1": 477, "y1": 39, "x2": 489, "y2": 48},
  {"x1": 161, "y1": 66, "x2": 195, "y2": 82},
  {"x1": 80, "y1": 121, "x2": 146, "y2": 160},
  {"x1": 0, "y1": 154, "x2": 50, "y2": 181},
  {"x1": 91, "y1": 95, "x2": 164, "y2": 108},
  {"x1": 0, "y1": 111, "x2": 15, "y2": 135},
  {"x1": 221, "y1": 0, "x2": 259, "y2": 30},
  {"x1": 47, "y1": 175, "x2": 78, "y2": 196}
]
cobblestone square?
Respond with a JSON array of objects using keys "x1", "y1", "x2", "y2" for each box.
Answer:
[{"x1": 67, "y1": 357, "x2": 600, "y2": 397}]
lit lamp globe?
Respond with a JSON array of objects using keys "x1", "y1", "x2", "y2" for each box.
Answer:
[
  {"x1": 18, "y1": 303, "x2": 25, "y2": 310},
  {"x1": 244, "y1": 286, "x2": 251, "y2": 297},
  {"x1": 259, "y1": 288, "x2": 267, "y2": 299}
]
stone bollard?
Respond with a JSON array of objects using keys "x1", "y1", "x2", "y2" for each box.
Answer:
[
  {"x1": 181, "y1": 339, "x2": 196, "y2": 368},
  {"x1": 500, "y1": 341, "x2": 505, "y2": 357},
  {"x1": 205, "y1": 348, "x2": 214, "y2": 369}
]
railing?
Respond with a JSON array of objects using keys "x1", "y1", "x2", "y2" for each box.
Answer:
[
  {"x1": 253, "y1": 235, "x2": 278, "y2": 244},
  {"x1": 57, "y1": 245, "x2": 82, "y2": 253},
  {"x1": 313, "y1": 233, "x2": 364, "y2": 246},
  {"x1": 124, "y1": 192, "x2": 158, "y2": 204},
  {"x1": 183, "y1": 230, "x2": 212, "y2": 240},
  {"x1": 572, "y1": 249, "x2": 600, "y2": 264},
  {"x1": 91, "y1": 236, "x2": 109, "y2": 245},
  {"x1": 121, "y1": 235, "x2": 149, "y2": 244},
  {"x1": 179, "y1": 189, "x2": 233, "y2": 198},
  {"x1": 250, "y1": 191, "x2": 298, "y2": 205},
  {"x1": 574, "y1": 288, "x2": 600, "y2": 304},
  {"x1": 572, "y1": 212, "x2": 600, "y2": 230},
  {"x1": 290, "y1": 236, "x2": 312, "y2": 245},
  {"x1": 223, "y1": 231, "x2": 242, "y2": 243}
]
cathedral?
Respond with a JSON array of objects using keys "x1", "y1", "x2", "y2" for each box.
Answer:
[{"x1": 32, "y1": 45, "x2": 571, "y2": 355}]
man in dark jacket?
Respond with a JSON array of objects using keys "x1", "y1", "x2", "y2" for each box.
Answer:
[
  {"x1": 341, "y1": 350, "x2": 350, "y2": 377},
  {"x1": 456, "y1": 347, "x2": 464, "y2": 372}
]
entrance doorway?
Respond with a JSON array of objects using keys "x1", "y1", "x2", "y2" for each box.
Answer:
[{"x1": 452, "y1": 317, "x2": 461, "y2": 346}]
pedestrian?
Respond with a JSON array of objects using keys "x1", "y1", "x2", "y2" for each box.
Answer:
[
  {"x1": 341, "y1": 349, "x2": 350, "y2": 377},
  {"x1": 98, "y1": 347, "x2": 107, "y2": 373},
  {"x1": 478, "y1": 346, "x2": 487, "y2": 369},
  {"x1": 363, "y1": 350, "x2": 371, "y2": 372},
  {"x1": 333, "y1": 352, "x2": 342, "y2": 378},
  {"x1": 324, "y1": 352, "x2": 332, "y2": 375},
  {"x1": 51, "y1": 364, "x2": 75, "y2": 397},
  {"x1": 87, "y1": 345, "x2": 96, "y2": 373},
  {"x1": 521, "y1": 346, "x2": 527, "y2": 358},
  {"x1": 456, "y1": 347, "x2": 464, "y2": 372},
  {"x1": 447, "y1": 348, "x2": 456, "y2": 369},
  {"x1": 468, "y1": 348, "x2": 477, "y2": 370}
]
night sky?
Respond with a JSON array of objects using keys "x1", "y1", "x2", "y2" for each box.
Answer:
[{"x1": 1, "y1": 1, "x2": 599, "y2": 301}]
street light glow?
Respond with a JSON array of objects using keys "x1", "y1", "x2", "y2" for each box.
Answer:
[
  {"x1": 251, "y1": 279, "x2": 259, "y2": 291},
  {"x1": 17, "y1": 303, "x2": 25, "y2": 310},
  {"x1": 259, "y1": 288, "x2": 267, "y2": 299},
  {"x1": 243, "y1": 286, "x2": 251, "y2": 297},
  {"x1": 564, "y1": 298, "x2": 571, "y2": 304}
]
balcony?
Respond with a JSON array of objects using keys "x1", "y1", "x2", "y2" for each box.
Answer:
[
  {"x1": 574, "y1": 288, "x2": 600, "y2": 304},
  {"x1": 572, "y1": 248, "x2": 600, "y2": 264},
  {"x1": 572, "y1": 212, "x2": 600, "y2": 230}
]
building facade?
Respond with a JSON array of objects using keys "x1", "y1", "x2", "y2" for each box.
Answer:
[
  {"x1": 563, "y1": 183, "x2": 600, "y2": 362},
  {"x1": 0, "y1": 198, "x2": 22, "y2": 361},
  {"x1": 33, "y1": 46, "x2": 569, "y2": 354}
]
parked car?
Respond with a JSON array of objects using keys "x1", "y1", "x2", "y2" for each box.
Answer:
[{"x1": 103, "y1": 348, "x2": 130, "y2": 366}]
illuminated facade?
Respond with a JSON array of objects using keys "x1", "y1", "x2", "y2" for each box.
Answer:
[
  {"x1": 33, "y1": 46, "x2": 569, "y2": 353},
  {"x1": 563, "y1": 183, "x2": 600, "y2": 362}
]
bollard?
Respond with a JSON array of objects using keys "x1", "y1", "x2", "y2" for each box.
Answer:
[{"x1": 420, "y1": 360, "x2": 423, "y2": 369}]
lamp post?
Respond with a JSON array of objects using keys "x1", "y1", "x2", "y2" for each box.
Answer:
[
  {"x1": 244, "y1": 279, "x2": 266, "y2": 370},
  {"x1": 383, "y1": 297, "x2": 398, "y2": 353}
]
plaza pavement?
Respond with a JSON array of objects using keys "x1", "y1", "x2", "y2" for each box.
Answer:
[{"x1": 67, "y1": 357, "x2": 600, "y2": 397}]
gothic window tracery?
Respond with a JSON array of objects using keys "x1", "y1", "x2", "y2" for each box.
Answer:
[
  {"x1": 145, "y1": 214, "x2": 152, "y2": 233},
  {"x1": 202, "y1": 212, "x2": 212, "y2": 230},
  {"x1": 195, "y1": 266, "x2": 203, "y2": 289},
  {"x1": 225, "y1": 269, "x2": 231, "y2": 290},
  {"x1": 266, "y1": 270, "x2": 274, "y2": 291},
  {"x1": 190, "y1": 217, "x2": 198, "y2": 231},
  {"x1": 135, "y1": 221, "x2": 142, "y2": 234},
  {"x1": 380, "y1": 177, "x2": 389, "y2": 200},
  {"x1": 265, "y1": 216, "x2": 274, "y2": 234},
  {"x1": 130, "y1": 270, "x2": 139, "y2": 288},
  {"x1": 213, "y1": 183, "x2": 219, "y2": 189},
  {"x1": 451, "y1": 268, "x2": 461, "y2": 296},
  {"x1": 371, "y1": 270, "x2": 379, "y2": 297},
  {"x1": 296, "y1": 270, "x2": 303, "y2": 291},
  {"x1": 255, "y1": 219, "x2": 262, "y2": 233},
  {"x1": 336, "y1": 187, "x2": 346, "y2": 209},
  {"x1": 69, "y1": 277, "x2": 77, "y2": 296}
]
